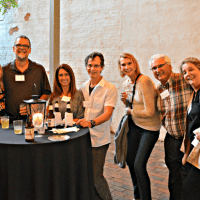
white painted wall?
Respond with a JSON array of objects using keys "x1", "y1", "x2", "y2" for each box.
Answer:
[
  {"x1": 60, "y1": 0, "x2": 200, "y2": 139},
  {"x1": 60, "y1": 0, "x2": 122, "y2": 133},
  {"x1": 0, "y1": 0, "x2": 50, "y2": 71},
  {"x1": 1, "y1": 0, "x2": 200, "y2": 139}
]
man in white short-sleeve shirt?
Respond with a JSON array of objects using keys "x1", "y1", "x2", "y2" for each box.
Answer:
[{"x1": 77, "y1": 52, "x2": 117, "y2": 200}]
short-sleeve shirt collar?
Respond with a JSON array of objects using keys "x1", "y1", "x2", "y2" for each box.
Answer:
[
  {"x1": 86, "y1": 76, "x2": 105, "y2": 89},
  {"x1": 9, "y1": 59, "x2": 33, "y2": 74}
]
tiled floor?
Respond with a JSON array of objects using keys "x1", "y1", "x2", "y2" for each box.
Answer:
[{"x1": 104, "y1": 134, "x2": 169, "y2": 200}]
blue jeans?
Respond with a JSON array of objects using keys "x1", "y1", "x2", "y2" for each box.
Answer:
[
  {"x1": 164, "y1": 133, "x2": 183, "y2": 200},
  {"x1": 126, "y1": 118, "x2": 159, "y2": 200}
]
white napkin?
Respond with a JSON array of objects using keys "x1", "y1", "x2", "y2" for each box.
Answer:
[{"x1": 51, "y1": 127, "x2": 80, "y2": 134}]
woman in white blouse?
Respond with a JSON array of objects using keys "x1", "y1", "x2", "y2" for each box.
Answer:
[{"x1": 119, "y1": 53, "x2": 160, "y2": 200}]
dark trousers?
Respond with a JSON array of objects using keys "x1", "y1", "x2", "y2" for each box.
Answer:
[
  {"x1": 126, "y1": 118, "x2": 159, "y2": 200},
  {"x1": 92, "y1": 144, "x2": 112, "y2": 200},
  {"x1": 164, "y1": 133, "x2": 184, "y2": 200},
  {"x1": 182, "y1": 164, "x2": 200, "y2": 200},
  {"x1": 181, "y1": 162, "x2": 192, "y2": 185}
]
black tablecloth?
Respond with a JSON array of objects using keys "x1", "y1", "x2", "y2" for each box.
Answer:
[{"x1": 0, "y1": 125, "x2": 95, "y2": 200}]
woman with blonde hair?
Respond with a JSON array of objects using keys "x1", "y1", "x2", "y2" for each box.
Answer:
[{"x1": 119, "y1": 53, "x2": 160, "y2": 200}]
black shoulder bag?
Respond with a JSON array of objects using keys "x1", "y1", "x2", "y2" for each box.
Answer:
[{"x1": 126, "y1": 74, "x2": 142, "y2": 109}]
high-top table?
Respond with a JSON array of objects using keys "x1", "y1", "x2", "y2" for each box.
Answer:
[{"x1": 0, "y1": 124, "x2": 95, "y2": 200}]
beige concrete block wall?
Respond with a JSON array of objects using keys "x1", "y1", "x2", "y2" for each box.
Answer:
[
  {"x1": 0, "y1": 0, "x2": 50, "y2": 71},
  {"x1": 60, "y1": 0, "x2": 122, "y2": 134},
  {"x1": 1, "y1": 0, "x2": 200, "y2": 140},
  {"x1": 60, "y1": 0, "x2": 200, "y2": 139}
]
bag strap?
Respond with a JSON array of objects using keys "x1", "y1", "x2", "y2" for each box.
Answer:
[{"x1": 130, "y1": 74, "x2": 142, "y2": 109}]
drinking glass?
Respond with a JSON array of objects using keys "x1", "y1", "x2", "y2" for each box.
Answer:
[
  {"x1": 123, "y1": 84, "x2": 133, "y2": 104},
  {"x1": 13, "y1": 120, "x2": 23, "y2": 134},
  {"x1": 1, "y1": 116, "x2": 9, "y2": 129}
]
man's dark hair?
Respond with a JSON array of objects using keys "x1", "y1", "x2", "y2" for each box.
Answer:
[
  {"x1": 14, "y1": 35, "x2": 31, "y2": 48},
  {"x1": 85, "y1": 52, "x2": 104, "y2": 67}
]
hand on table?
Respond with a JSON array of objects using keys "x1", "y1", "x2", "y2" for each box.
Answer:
[{"x1": 76, "y1": 119, "x2": 92, "y2": 128}]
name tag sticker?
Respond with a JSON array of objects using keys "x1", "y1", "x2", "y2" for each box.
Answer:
[
  {"x1": 83, "y1": 101, "x2": 92, "y2": 108},
  {"x1": 160, "y1": 90, "x2": 170, "y2": 99},
  {"x1": 61, "y1": 96, "x2": 71, "y2": 102},
  {"x1": 15, "y1": 75, "x2": 25, "y2": 81}
]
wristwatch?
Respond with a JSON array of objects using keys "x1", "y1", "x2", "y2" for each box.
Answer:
[{"x1": 90, "y1": 120, "x2": 96, "y2": 128}]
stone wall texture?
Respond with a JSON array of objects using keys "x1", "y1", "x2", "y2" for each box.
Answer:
[
  {"x1": 0, "y1": 0, "x2": 50, "y2": 70},
  {"x1": 1, "y1": 0, "x2": 200, "y2": 137}
]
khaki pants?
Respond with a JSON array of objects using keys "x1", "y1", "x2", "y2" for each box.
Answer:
[{"x1": 92, "y1": 144, "x2": 112, "y2": 200}]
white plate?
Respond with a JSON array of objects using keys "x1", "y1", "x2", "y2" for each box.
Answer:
[{"x1": 48, "y1": 135, "x2": 70, "y2": 141}]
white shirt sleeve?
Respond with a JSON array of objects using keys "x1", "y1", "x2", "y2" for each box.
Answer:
[{"x1": 104, "y1": 84, "x2": 118, "y2": 108}]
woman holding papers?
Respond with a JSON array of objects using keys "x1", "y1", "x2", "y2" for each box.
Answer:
[
  {"x1": 180, "y1": 57, "x2": 200, "y2": 200},
  {"x1": 49, "y1": 64, "x2": 84, "y2": 121}
]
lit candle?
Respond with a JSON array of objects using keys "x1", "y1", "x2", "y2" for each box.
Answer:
[{"x1": 32, "y1": 113, "x2": 43, "y2": 127}]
